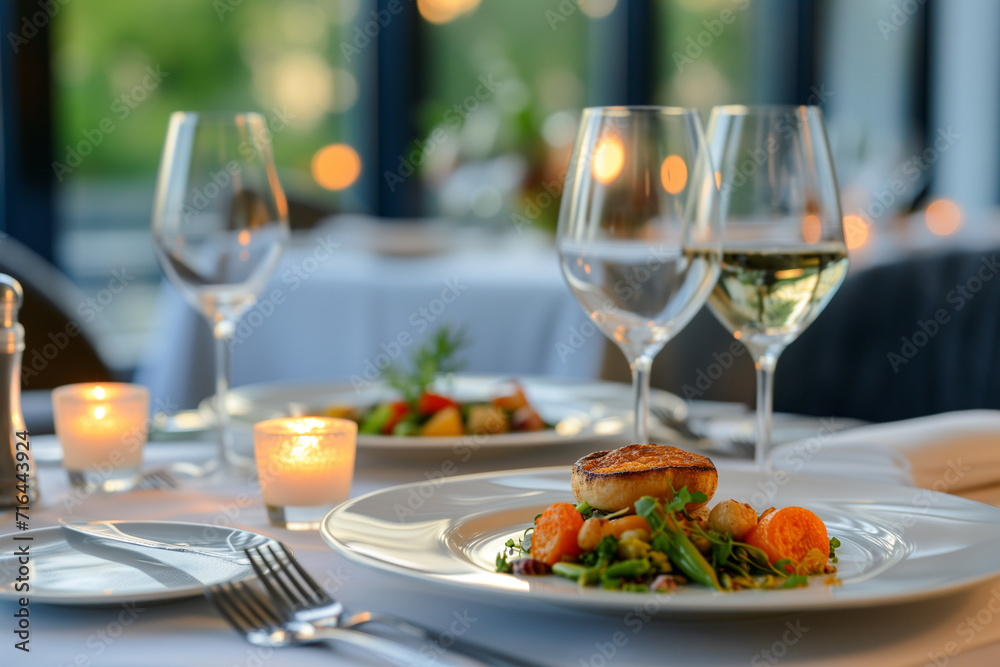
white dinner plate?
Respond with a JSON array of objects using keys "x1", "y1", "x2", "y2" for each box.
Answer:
[
  {"x1": 0, "y1": 521, "x2": 273, "y2": 606},
  {"x1": 200, "y1": 375, "x2": 688, "y2": 453},
  {"x1": 320, "y1": 466, "x2": 1000, "y2": 616}
]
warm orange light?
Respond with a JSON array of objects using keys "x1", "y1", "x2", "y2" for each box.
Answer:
[
  {"x1": 417, "y1": 0, "x2": 480, "y2": 24},
  {"x1": 801, "y1": 214, "x2": 822, "y2": 244},
  {"x1": 579, "y1": 0, "x2": 618, "y2": 18},
  {"x1": 925, "y1": 199, "x2": 962, "y2": 236},
  {"x1": 714, "y1": 171, "x2": 722, "y2": 189},
  {"x1": 92, "y1": 386, "x2": 106, "y2": 400},
  {"x1": 592, "y1": 136, "x2": 625, "y2": 185},
  {"x1": 238, "y1": 230, "x2": 251, "y2": 246},
  {"x1": 311, "y1": 144, "x2": 362, "y2": 191},
  {"x1": 660, "y1": 155, "x2": 688, "y2": 194},
  {"x1": 843, "y1": 215, "x2": 869, "y2": 250},
  {"x1": 93, "y1": 406, "x2": 106, "y2": 420}
]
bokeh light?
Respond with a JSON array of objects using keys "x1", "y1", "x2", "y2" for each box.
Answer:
[
  {"x1": 592, "y1": 136, "x2": 625, "y2": 184},
  {"x1": 660, "y1": 155, "x2": 688, "y2": 194},
  {"x1": 312, "y1": 144, "x2": 362, "y2": 191},
  {"x1": 418, "y1": 0, "x2": 481, "y2": 24},
  {"x1": 578, "y1": 0, "x2": 618, "y2": 19},
  {"x1": 801, "y1": 214, "x2": 822, "y2": 244},
  {"x1": 843, "y1": 215, "x2": 869, "y2": 250},
  {"x1": 925, "y1": 199, "x2": 962, "y2": 236}
]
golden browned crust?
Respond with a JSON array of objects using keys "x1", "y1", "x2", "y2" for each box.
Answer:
[{"x1": 571, "y1": 444, "x2": 717, "y2": 512}]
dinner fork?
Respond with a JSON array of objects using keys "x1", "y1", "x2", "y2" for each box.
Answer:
[
  {"x1": 206, "y1": 579, "x2": 457, "y2": 666},
  {"x1": 246, "y1": 543, "x2": 543, "y2": 667}
]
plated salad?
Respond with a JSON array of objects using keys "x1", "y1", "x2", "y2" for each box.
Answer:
[
  {"x1": 496, "y1": 444, "x2": 839, "y2": 592},
  {"x1": 324, "y1": 327, "x2": 551, "y2": 437}
]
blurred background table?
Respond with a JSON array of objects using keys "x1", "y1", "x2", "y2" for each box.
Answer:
[{"x1": 135, "y1": 217, "x2": 605, "y2": 410}]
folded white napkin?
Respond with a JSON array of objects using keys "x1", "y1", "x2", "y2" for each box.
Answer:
[{"x1": 772, "y1": 410, "x2": 1000, "y2": 492}]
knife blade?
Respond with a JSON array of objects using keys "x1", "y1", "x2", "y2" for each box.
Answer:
[{"x1": 58, "y1": 519, "x2": 260, "y2": 565}]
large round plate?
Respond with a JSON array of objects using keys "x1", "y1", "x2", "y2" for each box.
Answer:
[
  {"x1": 200, "y1": 376, "x2": 687, "y2": 452},
  {"x1": 320, "y1": 467, "x2": 1000, "y2": 615},
  {"x1": 0, "y1": 521, "x2": 272, "y2": 606}
]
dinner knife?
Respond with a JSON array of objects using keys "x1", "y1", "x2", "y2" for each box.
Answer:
[{"x1": 58, "y1": 519, "x2": 259, "y2": 565}]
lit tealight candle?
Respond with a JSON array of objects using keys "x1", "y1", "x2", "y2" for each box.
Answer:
[
  {"x1": 254, "y1": 417, "x2": 357, "y2": 530},
  {"x1": 51, "y1": 383, "x2": 150, "y2": 492}
]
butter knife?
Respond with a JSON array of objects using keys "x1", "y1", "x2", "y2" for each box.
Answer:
[{"x1": 58, "y1": 519, "x2": 264, "y2": 565}]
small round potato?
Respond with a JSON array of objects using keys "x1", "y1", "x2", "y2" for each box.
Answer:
[{"x1": 708, "y1": 499, "x2": 758, "y2": 541}]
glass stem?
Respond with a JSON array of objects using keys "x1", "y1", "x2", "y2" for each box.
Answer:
[
  {"x1": 751, "y1": 346, "x2": 782, "y2": 471},
  {"x1": 213, "y1": 321, "x2": 235, "y2": 472},
  {"x1": 630, "y1": 355, "x2": 654, "y2": 444}
]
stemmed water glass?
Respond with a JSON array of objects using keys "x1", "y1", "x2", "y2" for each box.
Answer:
[
  {"x1": 705, "y1": 105, "x2": 849, "y2": 469},
  {"x1": 152, "y1": 112, "x2": 289, "y2": 477},
  {"x1": 557, "y1": 106, "x2": 721, "y2": 444}
]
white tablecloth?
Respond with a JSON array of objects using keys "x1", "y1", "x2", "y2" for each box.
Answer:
[
  {"x1": 135, "y1": 223, "x2": 606, "y2": 410},
  {"x1": 4, "y1": 434, "x2": 1000, "y2": 667}
]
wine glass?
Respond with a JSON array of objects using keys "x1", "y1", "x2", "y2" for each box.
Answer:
[
  {"x1": 557, "y1": 107, "x2": 721, "y2": 443},
  {"x1": 151, "y1": 112, "x2": 289, "y2": 477},
  {"x1": 705, "y1": 105, "x2": 848, "y2": 469}
]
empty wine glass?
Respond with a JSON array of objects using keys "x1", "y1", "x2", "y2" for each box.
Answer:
[
  {"x1": 706, "y1": 105, "x2": 849, "y2": 469},
  {"x1": 557, "y1": 106, "x2": 721, "y2": 443},
  {"x1": 152, "y1": 112, "x2": 289, "y2": 477}
]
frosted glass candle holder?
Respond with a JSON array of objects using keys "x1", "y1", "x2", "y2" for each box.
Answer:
[
  {"x1": 254, "y1": 417, "x2": 357, "y2": 530},
  {"x1": 52, "y1": 383, "x2": 150, "y2": 492}
]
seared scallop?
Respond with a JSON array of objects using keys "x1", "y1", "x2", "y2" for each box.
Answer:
[{"x1": 571, "y1": 444, "x2": 717, "y2": 512}]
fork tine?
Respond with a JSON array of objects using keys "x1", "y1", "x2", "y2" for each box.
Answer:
[
  {"x1": 246, "y1": 547, "x2": 297, "y2": 616},
  {"x1": 273, "y1": 543, "x2": 331, "y2": 604},
  {"x1": 206, "y1": 583, "x2": 256, "y2": 635},
  {"x1": 249, "y1": 543, "x2": 328, "y2": 613}
]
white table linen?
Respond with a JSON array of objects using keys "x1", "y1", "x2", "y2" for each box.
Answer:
[
  {"x1": 4, "y1": 432, "x2": 1000, "y2": 667},
  {"x1": 135, "y1": 223, "x2": 605, "y2": 410}
]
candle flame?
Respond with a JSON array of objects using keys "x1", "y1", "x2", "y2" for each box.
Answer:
[
  {"x1": 592, "y1": 136, "x2": 625, "y2": 185},
  {"x1": 92, "y1": 386, "x2": 106, "y2": 400},
  {"x1": 94, "y1": 406, "x2": 106, "y2": 419},
  {"x1": 289, "y1": 435, "x2": 319, "y2": 461}
]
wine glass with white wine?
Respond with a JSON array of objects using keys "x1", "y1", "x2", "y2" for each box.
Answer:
[
  {"x1": 557, "y1": 106, "x2": 721, "y2": 444},
  {"x1": 706, "y1": 105, "x2": 848, "y2": 469},
  {"x1": 152, "y1": 112, "x2": 289, "y2": 478}
]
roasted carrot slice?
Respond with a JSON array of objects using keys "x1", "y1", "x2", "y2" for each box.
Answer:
[
  {"x1": 530, "y1": 503, "x2": 585, "y2": 566},
  {"x1": 745, "y1": 506, "x2": 829, "y2": 570}
]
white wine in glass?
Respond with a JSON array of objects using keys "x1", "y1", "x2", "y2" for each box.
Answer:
[
  {"x1": 152, "y1": 111, "x2": 289, "y2": 477},
  {"x1": 706, "y1": 105, "x2": 848, "y2": 469},
  {"x1": 557, "y1": 106, "x2": 721, "y2": 443}
]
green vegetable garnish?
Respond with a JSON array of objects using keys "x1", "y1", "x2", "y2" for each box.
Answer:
[{"x1": 386, "y1": 325, "x2": 468, "y2": 406}]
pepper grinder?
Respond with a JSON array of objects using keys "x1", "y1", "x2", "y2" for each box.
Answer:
[{"x1": 0, "y1": 275, "x2": 36, "y2": 509}]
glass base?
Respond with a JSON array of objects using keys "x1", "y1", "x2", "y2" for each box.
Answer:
[
  {"x1": 266, "y1": 503, "x2": 334, "y2": 531},
  {"x1": 68, "y1": 468, "x2": 140, "y2": 493}
]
